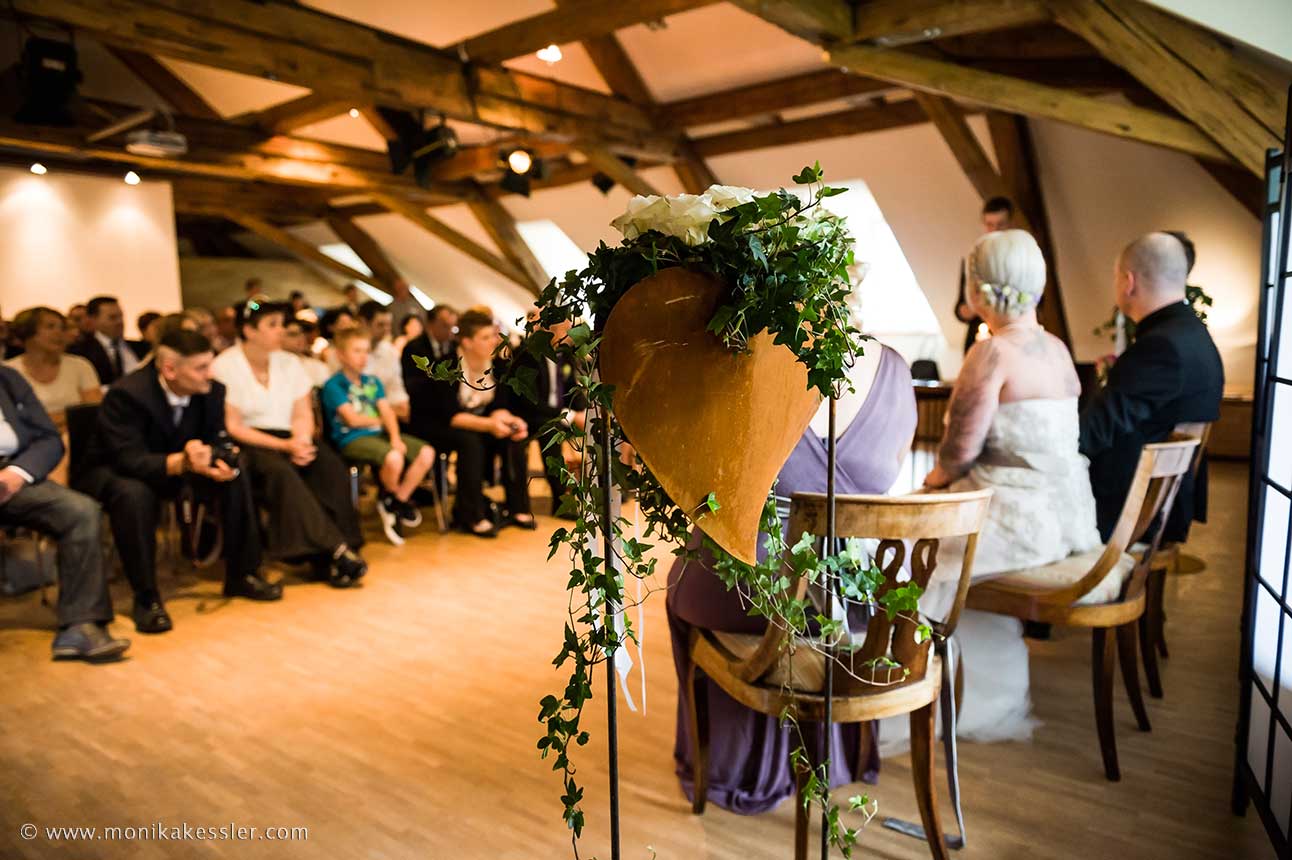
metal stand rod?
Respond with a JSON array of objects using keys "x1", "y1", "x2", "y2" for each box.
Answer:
[
  {"x1": 820, "y1": 395, "x2": 837, "y2": 860},
  {"x1": 597, "y1": 409, "x2": 622, "y2": 860}
]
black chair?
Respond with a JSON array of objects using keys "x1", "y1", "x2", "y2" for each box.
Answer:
[{"x1": 910, "y1": 359, "x2": 941, "y2": 382}]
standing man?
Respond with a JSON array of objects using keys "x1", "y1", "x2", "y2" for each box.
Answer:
[
  {"x1": 1079, "y1": 232, "x2": 1224, "y2": 541},
  {"x1": 954, "y1": 197, "x2": 1014, "y2": 354},
  {"x1": 67, "y1": 296, "x2": 148, "y2": 385},
  {"x1": 0, "y1": 365, "x2": 129, "y2": 661},
  {"x1": 76, "y1": 329, "x2": 282, "y2": 634},
  {"x1": 386, "y1": 279, "x2": 427, "y2": 336}
]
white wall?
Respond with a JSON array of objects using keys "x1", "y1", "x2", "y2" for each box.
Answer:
[
  {"x1": 0, "y1": 167, "x2": 181, "y2": 337},
  {"x1": 1031, "y1": 118, "x2": 1263, "y2": 391}
]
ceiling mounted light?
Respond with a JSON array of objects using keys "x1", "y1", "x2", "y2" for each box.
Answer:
[
  {"x1": 348, "y1": 107, "x2": 360, "y2": 118},
  {"x1": 506, "y1": 148, "x2": 533, "y2": 175},
  {"x1": 536, "y1": 44, "x2": 562, "y2": 64},
  {"x1": 29, "y1": 162, "x2": 46, "y2": 175},
  {"x1": 124, "y1": 170, "x2": 141, "y2": 185}
]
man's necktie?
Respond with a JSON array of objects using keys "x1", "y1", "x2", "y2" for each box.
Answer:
[{"x1": 109, "y1": 340, "x2": 122, "y2": 380}]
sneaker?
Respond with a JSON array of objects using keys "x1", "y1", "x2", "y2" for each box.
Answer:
[
  {"x1": 376, "y1": 495, "x2": 405, "y2": 546},
  {"x1": 330, "y1": 547, "x2": 368, "y2": 588},
  {"x1": 397, "y1": 498, "x2": 423, "y2": 529}
]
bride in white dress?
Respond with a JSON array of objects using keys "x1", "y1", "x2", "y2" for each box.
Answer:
[{"x1": 892, "y1": 229, "x2": 1101, "y2": 747}]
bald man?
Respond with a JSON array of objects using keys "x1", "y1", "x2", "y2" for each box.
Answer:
[{"x1": 1079, "y1": 232, "x2": 1223, "y2": 541}]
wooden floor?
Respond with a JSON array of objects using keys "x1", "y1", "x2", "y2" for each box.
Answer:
[{"x1": 0, "y1": 463, "x2": 1276, "y2": 859}]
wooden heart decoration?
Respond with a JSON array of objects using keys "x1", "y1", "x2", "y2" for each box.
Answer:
[{"x1": 599, "y1": 268, "x2": 821, "y2": 564}]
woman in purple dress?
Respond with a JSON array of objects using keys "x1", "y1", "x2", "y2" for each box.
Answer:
[{"x1": 666, "y1": 343, "x2": 918, "y2": 813}]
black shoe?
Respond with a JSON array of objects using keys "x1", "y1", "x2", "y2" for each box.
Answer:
[
  {"x1": 1023, "y1": 621, "x2": 1052, "y2": 640},
  {"x1": 456, "y1": 519, "x2": 498, "y2": 539},
  {"x1": 397, "y1": 499, "x2": 423, "y2": 529},
  {"x1": 330, "y1": 547, "x2": 368, "y2": 588},
  {"x1": 376, "y1": 495, "x2": 406, "y2": 546},
  {"x1": 224, "y1": 574, "x2": 283, "y2": 601},
  {"x1": 131, "y1": 600, "x2": 173, "y2": 634},
  {"x1": 52, "y1": 622, "x2": 131, "y2": 661},
  {"x1": 505, "y1": 513, "x2": 538, "y2": 531}
]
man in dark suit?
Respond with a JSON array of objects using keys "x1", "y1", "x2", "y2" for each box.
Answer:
[
  {"x1": 75, "y1": 329, "x2": 281, "y2": 634},
  {"x1": 1080, "y1": 232, "x2": 1224, "y2": 542},
  {"x1": 954, "y1": 196, "x2": 1014, "y2": 354},
  {"x1": 0, "y1": 366, "x2": 129, "y2": 661},
  {"x1": 67, "y1": 295, "x2": 149, "y2": 385}
]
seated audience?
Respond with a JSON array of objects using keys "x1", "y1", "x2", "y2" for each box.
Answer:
[
  {"x1": 358, "y1": 300, "x2": 410, "y2": 422},
  {"x1": 318, "y1": 308, "x2": 357, "y2": 368},
  {"x1": 0, "y1": 364, "x2": 128, "y2": 662},
  {"x1": 283, "y1": 317, "x2": 332, "y2": 387},
  {"x1": 243, "y1": 277, "x2": 263, "y2": 300},
  {"x1": 511, "y1": 307, "x2": 586, "y2": 514},
  {"x1": 1080, "y1": 232, "x2": 1224, "y2": 542},
  {"x1": 75, "y1": 329, "x2": 282, "y2": 635},
  {"x1": 917, "y1": 228, "x2": 1099, "y2": 745},
  {"x1": 6, "y1": 307, "x2": 101, "y2": 431},
  {"x1": 68, "y1": 295, "x2": 148, "y2": 385},
  {"x1": 288, "y1": 290, "x2": 310, "y2": 315},
  {"x1": 386, "y1": 279, "x2": 426, "y2": 334},
  {"x1": 403, "y1": 309, "x2": 532, "y2": 537},
  {"x1": 322, "y1": 328, "x2": 435, "y2": 546},
  {"x1": 137, "y1": 311, "x2": 163, "y2": 347},
  {"x1": 215, "y1": 306, "x2": 238, "y2": 352},
  {"x1": 212, "y1": 300, "x2": 366, "y2": 586},
  {"x1": 182, "y1": 307, "x2": 220, "y2": 347},
  {"x1": 68, "y1": 303, "x2": 93, "y2": 337},
  {"x1": 337, "y1": 283, "x2": 361, "y2": 317},
  {"x1": 393, "y1": 313, "x2": 424, "y2": 356}
]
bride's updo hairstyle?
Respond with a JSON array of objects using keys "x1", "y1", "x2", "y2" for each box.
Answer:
[{"x1": 967, "y1": 229, "x2": 1046, "y2": 319}]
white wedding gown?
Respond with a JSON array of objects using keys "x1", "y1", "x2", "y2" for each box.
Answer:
[{"x1": 882, "y1": 398, "x2": 1101, "y2": 751}]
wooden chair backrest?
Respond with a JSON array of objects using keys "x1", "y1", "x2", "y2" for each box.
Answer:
[
  {"x1": 1064, "y1": 436, "x2": 1200, "y2": 606},
  {"x1": 734, "y1": 489, "x2": 992, "y2": 694},
  {"x1": 1173, "y1": 420, "x2": 1212, "y2": 476}
]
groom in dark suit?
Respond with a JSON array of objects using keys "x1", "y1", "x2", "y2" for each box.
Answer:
[
  {"x1": 75, "y1": 329, "x2": 281, "y2": 634},
  {"x1": 1079, "y1": 232, "x2": 1224, "y2": 542}
]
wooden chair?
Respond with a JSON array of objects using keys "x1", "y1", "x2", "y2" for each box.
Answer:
[
  {"x1": 1138, "y1": 421, "x2": 1212, "y2": 698},
  {"x1": 965, "y1": 437, "x2": 1200, "y2": 781},
  {"x1": 685, "y1": 489, "x2": 993, "y2": 860}
]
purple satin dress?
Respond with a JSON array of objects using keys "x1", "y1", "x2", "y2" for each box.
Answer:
[{"x1": 666, "y1": 345, "x2": 917, "y2": 813}]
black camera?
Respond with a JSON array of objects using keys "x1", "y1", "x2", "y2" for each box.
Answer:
[{"x1": 210, "y1": 431, "x2": 241, "y2": 472}]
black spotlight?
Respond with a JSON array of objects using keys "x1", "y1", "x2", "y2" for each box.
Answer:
[
  {"x1": 381, "y1": 109, "x2": 460, "y2": 190},
  {"x1": 499, "y1": 147, "x2": 545, "y2": 197},
  {"x1": 589, "y1": 154, "x2": 637, "y2": 195},
  {"x1": 14, "y1": 36, "x2": 82, "y2": 127}
]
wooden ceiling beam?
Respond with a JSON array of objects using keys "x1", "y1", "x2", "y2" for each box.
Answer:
[
  {"x1": 689, "y1": 98, "x2": 933, "y2": 158},
  {"x1": 15, "y1": 0, "x2": 671, "y2": 156},
  {"x1": 828, "y1": 44, "x2": 1232, "y2": 162},
  {"x1": 325, "y1": 214, "x2": 403, "y2": 290},
  {"x1": 729, "y1": 0, "x2": 853, "y2": 44},
  {"x1": 105, "y1": 47, "x2": 221, "y2": 119},
  {"x1": 222, "y1": 212, "x2": 387, "y2": 291},
  {"x1": 659, "y1": 68, "x2": 895, "y2": 128},
  {"x1": 578, "y1": 144, "x2": 660, "y2": 196},
  {"x1": 912, "y1": 94, "x2": 1012, "y2": 202},
  {"x1": 852, "y1": 0, "x2": 1051, "y2": 46},
  {"x1": 468, "y1": 197, "x2": 551, "y2": 294},
  {"x1": 1050, "y1": 0, "x2": 1280, "y2": 175},
  {"x1": 242, "y1": 93, "x2": 353, "y2": 136},
  {"x1": 458, "y1": 0, "x2": 721, "y2": 64},
  {"x1": 369, "y1": 193, "x2": 533, "y2": 291}
]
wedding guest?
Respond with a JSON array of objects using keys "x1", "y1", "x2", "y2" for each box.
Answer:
[
  {"x1": 68, "y1": 303, "x2": 93, "y2": 337},
  {"x1": 386, "y1": 279, "x2": 426, "y2": 333},
  {"x1": 184, "y1": 307, "x2": 220, "y2": 348},
  {"x1": 337, "y1": 283, "x2": 362, "y2": 317},
  {"x1": 243, "y1": 277, "x2": 263, "y2": 300},
  {"x1": 511, "y1": 307, "x2": 585, "y2": 513},
  {"x1": 137, "y1": 311, "x2": 163, "y2": 347},
  {"x1": 75, "y1": 329, "x2": 282, "y2": 634},
  {"x1": 953, "y1": 196, "x2": 1013, "y2": 354},
  {"x1": 358, "y1": 301, "x2": 409, "y2": 422},
  {"x1": 6, "y1": 307, "x2": 101, "y2": 432},
  {"x1": 288, "y1": 290, "x2": 310, "y2": 315},
  {"x1": 215, "y1": 306, "x2": 238, "y2": 352},
  {"x1": 1080, "y1": 232, "x2": 1223, "y2": 542},
  {"x1": 0, "y1": 364, "x2": 128, "y2": 661},
  {"x1": 67, "y1": 296, "x2": 148, "y2": 386},
  {"x1": 283, "y1": 317, "x2": 332, "y2": 387},
  {"x1": 426, "y1": 306, "x2": 458, "y2": 360},
  {"x1": 212, "y1": 299, "x2": 367, "y2": 587},
  {"x1": 668, "y1": 340, "x2": 916, "y2": 812},
  {"x1": 322, "y1": 328, "x2": 435, "y2": 545},
  {"x1": 403, "y1": 309, "x2": 532, "y2": 537},
  {"x1": 917, "y1": 228, "x2": 1100, "y2": 743}
]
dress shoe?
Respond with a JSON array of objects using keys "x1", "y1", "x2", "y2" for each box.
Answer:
[
  {"x1": 224, "y1": 574, "x2": 283, "y2": 601},
  {"x1": 505, "y1": 513, "x2": 538, "y2": 531},
  {"x1": 330, "y1": 548, "x2": 368, "y2": 588},
  {"x1": 132, "y1": 600, "x2": 173, "y2": 634},
  {"x1": 456, "y1": 520, "x2": 498, "y2": 539},
  {"x1": 52, "y1": 622, "x2": 130, "y2": 661}
]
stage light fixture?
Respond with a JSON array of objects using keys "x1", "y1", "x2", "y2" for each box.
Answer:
[
  {"x1": 124, "y1": 170, "x2": 141, "y2": 185},
  {"x1": 500, "y1": 168, "x2": 531, "y2": 197},
  {"x1": 506, "y1": 148, "x2": 533, "y2": 175},
  {"x1": 591, "y1": 172, "x2": 615, "y2": 195},
  {"x1": 536, "y1": 44, "x2": 562, "y2": 64},
  {"x1": 349, "y1": 108, "x2": 360, "y2": 118},
  {"x1": 29, "y1": 163, "x2": 46, "y2": 175}
]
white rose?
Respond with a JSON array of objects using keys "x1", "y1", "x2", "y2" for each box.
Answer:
[
  {"x1": 704, "y1": 185, "x2": 756, "y2": 210},
  {"x1": 664, "y1": 194, "x2": 720, "y2": 246},
  {"x1": 610, "y1": 195, "x2": 670, "y2": 241}
]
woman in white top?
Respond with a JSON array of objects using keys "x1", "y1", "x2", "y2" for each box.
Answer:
[
  {"x1": 6, "y1": 306, "x2": 101, "y2": 431},
  {"x1": 211, "y1": 299, "x2": 366, "y2": 588}
]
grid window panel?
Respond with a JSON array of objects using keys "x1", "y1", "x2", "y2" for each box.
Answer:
[
  {"x1": 1281, "y1": 274, "x2": 1292, "y2": 378},
  {"x1": 1271, "y1": 384, "x2": 1292, "y2": 491},
  {"x1": 1256, "y1": 585, "x2": 1283, "y2": 692},
  {"x1": 1274, "y1": 724, "x2": 1292, "y2": 838},
  {"x1": 1251, "y1": 684, "x2": 1272, "y2": 795},
  {"x1": 1262, "y1": 486, "x2": 1291, "y2": 590}
]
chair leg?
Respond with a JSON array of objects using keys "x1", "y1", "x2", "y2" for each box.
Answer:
[
  {"x1": 793, "y1": 748, "x2": 810, "y2": 860},
  {"x1": 685, "y1": 661, "x2": 709, "y2": 815},
  {"x1": 910, "y1": 701, "x2": 950, "y2": 860},
  {"x1": 1153, "y1": 568, "x2": 1169, "y2": 659},
  {"x1": 1140, "y1": 570, "x2": 1164, "y2": 698},
  {"x1": 1117, "y1": 622, "x2": 1151, "y2": 732},
  {"x1": 1092, "y1": 627, "x2": 1120, "y2": 781}
]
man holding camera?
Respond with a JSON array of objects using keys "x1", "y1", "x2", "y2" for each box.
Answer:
[{"x1": 76, "y1": 330, "x2": 280, "y2": 634}]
